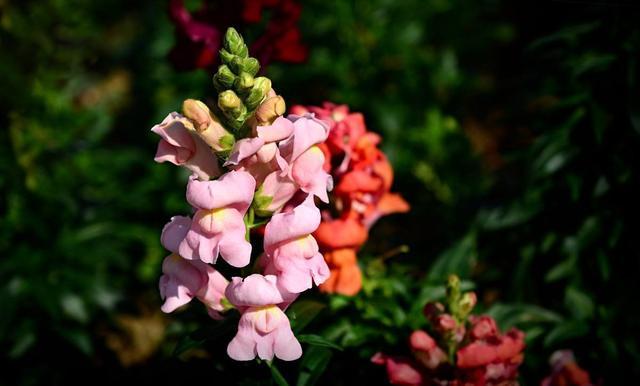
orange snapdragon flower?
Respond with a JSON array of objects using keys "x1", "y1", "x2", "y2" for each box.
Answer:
[{"x1": 292, "y1": 102, "x2": 409, "y2": 296}]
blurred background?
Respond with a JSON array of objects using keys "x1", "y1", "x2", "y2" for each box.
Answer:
[{"x1": 1, "y1": 0, "x2": 639, "y2": 384}]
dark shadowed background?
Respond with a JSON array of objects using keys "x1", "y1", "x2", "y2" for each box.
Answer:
[{"x1": 1, "y1": 0, "x2": 639, "y2": 384}]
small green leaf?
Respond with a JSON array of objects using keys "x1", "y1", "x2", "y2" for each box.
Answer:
[
  {"x1": 297, "y1": 334, "x2": 343, "y2": 351},
  {"x1": 565, "y1": 287, "x2": 594, "y2": 320},
  {"x1": 297, "y1": 346, "x2": 332, "y2": 386},
  {"x1": 287, "y1": 300, "x2": 326, "y2": 334}
]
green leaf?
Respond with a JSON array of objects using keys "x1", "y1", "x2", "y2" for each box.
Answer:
[
  {"x1": 296, "y1": 346, "x2": 332, "y2": 386},
  {"x1": 545, "y1": 256, "x2": 576, "y2": 282},
  {"x1": 173, "y1": 334, "x2": 206, "y2": 357},
  {"x1": 543, "y1": 320, "x2": 589, "y2": 347},
  {"x1": 565, "y1": 286, "x2": 594, "y2": 320},
  {"x1": 297, "y1": 334, "x2": 343, "y2": 351},
  {"x1": 287, "y1": 300, "x2": 326, "y2": 334},
  {"x1": 486, "y1": 303, "x2": 563, "y2": 330},
  {"x1": 427, "y1": 234, "x2": 476, "y2": 282}
]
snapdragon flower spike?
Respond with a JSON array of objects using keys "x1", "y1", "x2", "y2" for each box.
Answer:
[
  {"x1": 151, "y1": 112, "x2": 221, "y2": 180},
  {"x1": 225, "y1": 274, "x2": 301, "y2": 361},
  {"x1": 263, "y1": 195, "x2": 330, "y2": 293},
  {"x1": 179, "y1": 170, "x2": 256, "y2": 267},
  {"x1": 279, "y1": 114, "x2": 332, "y2": 202},
  {"x1": 158, "y1": 216, "x2": 229, "y2": 318}
]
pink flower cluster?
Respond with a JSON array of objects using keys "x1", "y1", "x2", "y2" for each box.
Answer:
[
  {"x1": 151, "y1": 90, "x2": 333, "y2": 361},
  {"x1": 373, "y1": 277, "x2": 525, "y2": 385}
]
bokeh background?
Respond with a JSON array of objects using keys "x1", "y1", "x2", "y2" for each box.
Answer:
[{"x1": 1, "y1": 0, "x2": 639, "y2": 384}]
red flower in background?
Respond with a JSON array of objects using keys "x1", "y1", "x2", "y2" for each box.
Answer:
[
  {"x1": 541, "y1": 350, "x2": 593, "y2": 386},
  {"x1": 168, "y1": 0, "x2": 307, "y2": 71},
  {"x1": 373, "y1": 276, "x2": 526, "y2": 385},
  {"x1": 291, "y1": 102, "x2": 410, "y2": 296}
]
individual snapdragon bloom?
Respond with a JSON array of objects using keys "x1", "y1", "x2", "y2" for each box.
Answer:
[
  {"x1": 158, "y1": 216, "x2": 229, "y2": 318},
  {"x1": 314, "y1": 215, "x2": 368, "y2": 296},
  {"x1": 279, "y1": 114, "x2": 332, "y2": 203},
  {"x1": 409, "y1": 330, "x2": 447, "y2": 370},
  {"x1": 262, "y1": 195, "x2": 330, "y2": 293},
  {"x1": 225, "y1": 274, "x2": 301, "y2": 361},
  {"x1": 151, "y1": 112, "x2": 221, "y2": 180},
  {"x1": 370, "y1": 353, "x2": 424, "y2": 386},
  {"x1": 179, "y1": 171, "x2": 255, "y2": 267},
  {"x1": 226, "y1": 116, "x2": 294, "y2": 183}
]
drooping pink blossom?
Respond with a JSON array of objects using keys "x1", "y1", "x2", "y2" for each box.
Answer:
[
  {"x1": 262, "y1": 195, "x2": 330, "y2": 293},
  {"x1": 279, "y1": 114, "x2": 332, "y2": 202},
  {"x1": 151, "y1": 112, "x2": 221, "y2": 180},
  {"x1": 179, "y1": 171, "x2": 255, "y2": 267},
  {"x1": 158, "y1": 216, "x2": 229, "y2": 318},
  {"x1": 225, "y1": 274, "x2": 301, "y2": 361}
]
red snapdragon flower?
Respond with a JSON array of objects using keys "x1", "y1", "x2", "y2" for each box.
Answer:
[
  {"x1": 373, "y1": 277, "x2": 526, "y2": 385},
  {"x1": 168, "y1": 0, "x2": 307, "y2": 71}
]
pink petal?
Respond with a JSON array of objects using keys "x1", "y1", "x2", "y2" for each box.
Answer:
[
  {"x1": 257, "y1": 116, "x2": 294, "y2": 143},
  {"x1": 279, "y1": 113, "x2": 329, "y2": 163},
  {"x1": 273, "y1": 321, "x2": 302, "y2": 361},
  {"x1": 225, "y1": 274, "x2": 285, "y2": 307},
  {"x1": 160, "y1": 216, "x2": 191, "y2": 253},
  {"x1": 264, "y1": 195, "x2": 321, "y2": 249},
  {"x1": 225, "y1": 137, "x2": 265, "y2": 166},
  {"x1": 227, "y1": 315, "x2": 257, "y2": 361},
  {"x1": 186, "y1": 171, "x2": 256, "y2": 213}
]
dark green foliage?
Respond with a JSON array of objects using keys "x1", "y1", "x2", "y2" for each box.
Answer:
[{"x1": 1, "y1": 0, "x2": 639, "y2": 385}]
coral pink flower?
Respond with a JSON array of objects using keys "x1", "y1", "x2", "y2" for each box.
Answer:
[
  {"x1": 179, "y1": 171, "x2": 255, "y2": 267},
  {"x1": 409, "y1": 330, "x2": 447, "y2": 370},
  {"x1": 318, "y1": 248, "x2": 362, "y2": 296},
  {"x1": 158, "y1": 216, "x2": 229, "y2": 318},
  {"x1": 263, "y1": 195, "x2": 330, "y2": 293},
  {"x1": 225, "y1": 274, "x2": 302, "y2": 361},
  {"x1": 151, "y1": 112, "x2": 221, "y2": 180},
  {"x1": 456, "y1": 328, "x2": 525, "y2": 368},
  {"x1": 371, "y1": 353, "x2": 424, "y2": 386}
]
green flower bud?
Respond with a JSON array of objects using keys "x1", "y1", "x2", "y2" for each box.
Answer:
[
  {"x1": 446, "y1": 274, "x2": 462, "y2": 317},
  {"x1": 245, "y1": 77, "x2": 272, "y2": 111},
  {"x1": 458, "y1": 292, "x2": 477, "y2": 319},
  {"x1": 242, "y1": 57, "x2": 260, "y2": 76},
  {"x1": 223, "y1": 28, "x2": 247, "y2": 57},
  {"x1": 218, "y1": 90, "x2": 242, "y2": 111},
  {"x1": 213, "y1": 65, "x2": 236, "y2": 91},
  {"x1": 219, "y1": 49, "x2": 234, "y2": 66},
  {"x1": 235, "y1": 72, "x2": 255, "y2": 94}
]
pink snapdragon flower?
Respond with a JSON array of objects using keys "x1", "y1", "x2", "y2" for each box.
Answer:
[
  {"x1": 279, "y1": 114, "x2": 332, "y2": 202},
  {"x1": 225, "y1": 274, "x2": 302, "y2": 361},
  {"x1": 158, "y1": 216, "x2": 229, "y2": 318},
  {"x1": 262, "y1": 195, "x2": 330, "y2": 293},
  {"x1": 179, "y1": 171, "x2": 255, "y2": 267},
  {"x1": 151, "y1": 112, "x2": 221, "y2": 180},
  {"x1": 409, "y1": 330, "x2": 447, "y2": 370},
  {"x1": 371, "y1": 353, "x2": 424, "y2": 386},
  {"x1": 226, "y1": 116, "x2": 294, "y2": 183}
]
